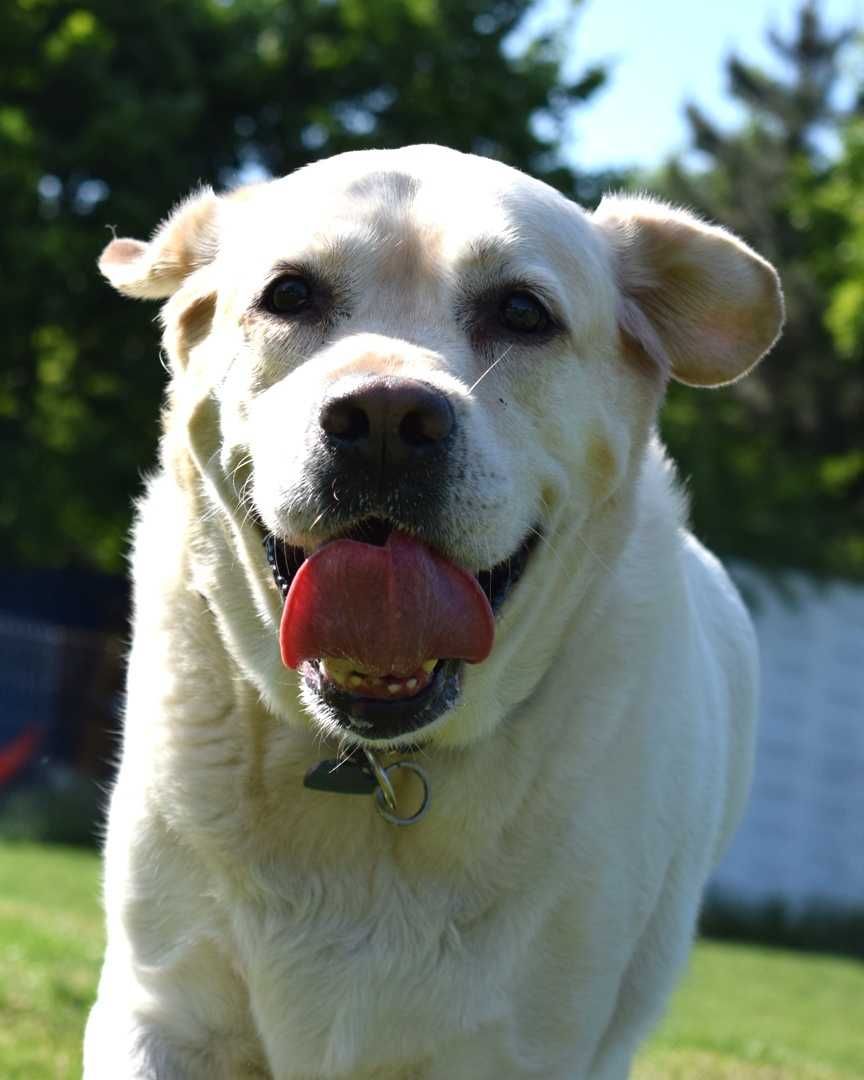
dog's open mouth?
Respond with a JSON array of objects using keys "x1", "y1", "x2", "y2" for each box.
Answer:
[{"x1": 265, "y1": 517, "x2": 538, "y2": 740}]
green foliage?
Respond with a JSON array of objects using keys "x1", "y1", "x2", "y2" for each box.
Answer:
[
  {"x1": 0, "y1": 0, "x2": 602, "y2": 572},
  {"x1": 817, "y1": 120, "x2": 864, "y2": 357},
  {"x1": 657, "y1": 2, "x2": 864, "y2": 579}
]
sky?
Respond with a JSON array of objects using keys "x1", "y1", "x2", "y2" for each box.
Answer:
[{"x1": 522, "y1": 0, "x2": 864, "y2": 172}]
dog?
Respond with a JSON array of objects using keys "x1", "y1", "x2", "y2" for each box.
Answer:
[{"x1": 84, "y1": 144, "x2": 783, "y2": 1079}]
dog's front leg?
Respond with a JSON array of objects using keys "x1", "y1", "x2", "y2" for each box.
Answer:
[
  {"x1": 83, "y1": 995, "x2": 270, "y2": 1080},
  {"x1": 84, "y1": 885, "x2": 267, "y2": 1080}
]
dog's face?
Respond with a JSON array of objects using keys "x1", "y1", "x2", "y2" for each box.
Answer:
[{"x1": 100, "y1": 146, "x2": 782, "y2": 749}]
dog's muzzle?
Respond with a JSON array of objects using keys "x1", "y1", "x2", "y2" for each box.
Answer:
[{"x1": 312, "y1": 376, "x2": 455, "y2": 523}]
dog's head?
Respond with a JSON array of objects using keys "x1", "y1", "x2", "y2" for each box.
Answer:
[{"x1": 100, "y1": 146, "x2": 782, "y2": 749}]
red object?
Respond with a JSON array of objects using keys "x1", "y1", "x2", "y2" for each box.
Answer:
[
  {"x1": 0, "y1": 724, "x2": 42, "y2": 788},
  {"x1": 280, "y1": 531, "x2": 494, "y2": 676}
]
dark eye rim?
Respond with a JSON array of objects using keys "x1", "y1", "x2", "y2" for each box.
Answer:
[
  {"x1": 261, "y1": 273, "x2": 314, "y2": 316},
  {"x1": 257, "y1": 268, "x2": 335, "y2": 322},
  {"x1": 498, "y1": 289, "x2": 551, "y2": 334},
  {"x1": 463, "y1": 283, "x2": 561, "y2": 347}
]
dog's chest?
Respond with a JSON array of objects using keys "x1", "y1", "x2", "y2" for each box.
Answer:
[{"x1": 227, "y1": 859, "x2": 512, "y2": 1076}]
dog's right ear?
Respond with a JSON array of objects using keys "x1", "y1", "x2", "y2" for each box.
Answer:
[
  {"x1": 593, "y1": 195, "x2": 783, "y2": 388},
  {"x1": 99, "y1": 187, "x2": 220, "y2": 299}
]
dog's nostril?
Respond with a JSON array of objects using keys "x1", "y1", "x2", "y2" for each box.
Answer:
[
  {"x1": 399, "y1": 397, "x2": 453, "y2": 447},
  {"x1": 319, "y1": 379, "x2": 456, "y2": 466},
  {"x1": 320, "y1": 400, "x2": 370, "y2": 442}
]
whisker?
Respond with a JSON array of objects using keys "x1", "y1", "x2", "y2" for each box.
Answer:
[
  {"x1": 525, "y1": 525, "x2": 566, "y2": 576},
  {"x1": 467, "y1": 344, "x2": 513, "y2": 394},
  {"x1": 236, "y1": 472, "x2": 262, "y2": 531},
  {"x1": 309, "y1": 506, "x2": 331, "y2": 532},
  {"x1": 571, "y1": 529, "x2": 613, "y2": 574},
  {"x1": 333, "y1": 739, "x2": 359, "y2": 769},
  {"x1": 409, "y1": 740, "x2": 432, "y2": 764},
  {"x1": 228, "y1": 454, "x2": 253, "y2": 487},
  {"x1": 526, "y1": 519, "x2": 612, "y2": 576},
  {"x1": 240, "y1": 502, "x2": 261, "y2": 532}
]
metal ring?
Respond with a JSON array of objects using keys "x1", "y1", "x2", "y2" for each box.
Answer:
[
  {"x1": 363, "y1": 748, "x2": 397, "y2": 811},
  {"x1": 373, "y1": 761, "x2": 431, "y2": 826}
]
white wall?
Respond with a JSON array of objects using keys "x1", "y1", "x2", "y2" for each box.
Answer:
[{"x1": 711, "y1": 566, "x2": 864, "y2": 913}]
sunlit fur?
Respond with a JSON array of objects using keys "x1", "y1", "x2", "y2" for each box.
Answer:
[{"x1": 86, "y1": 145, "x2": 782, "y2": 1079}]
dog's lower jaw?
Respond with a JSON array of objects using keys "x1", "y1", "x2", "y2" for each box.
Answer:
[
  {"x1": 298, "y1": 673, "x2": 460, "y2": 754},
  {"x1": 298, "y1": 657, "x2": 462, "y2": 744}
]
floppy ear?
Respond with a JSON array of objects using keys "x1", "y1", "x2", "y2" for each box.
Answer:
[
  {"x1": 593, "y1": 195, "x2": 784, "y2": 387},
  {"x1": 99, "y1": 187, "x2": 220, "y2": 299}
]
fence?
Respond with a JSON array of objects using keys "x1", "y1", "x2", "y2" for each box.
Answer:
[
  {"x1": 0, "y1": 613, "x2": 122, "y2": 789},
  {"x1": 711, "y1": 567, "x2": 864, "y2": 916}
]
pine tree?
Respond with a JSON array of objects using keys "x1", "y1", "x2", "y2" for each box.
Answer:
[{"x1": 657, "y1": 1, "x2": 864, "y2": 578}]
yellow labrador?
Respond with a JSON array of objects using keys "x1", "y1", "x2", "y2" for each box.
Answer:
[{"x1": 84, "y1": 145, "x2": 782, "y2": 1079}]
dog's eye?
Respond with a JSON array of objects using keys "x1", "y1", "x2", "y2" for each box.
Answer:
[
  {"x1": 264, "y1": 275, "x2": 313, "y2": 316},
  {"x1": 499, "y1": 291, "x2": 549, "y2": 334}
]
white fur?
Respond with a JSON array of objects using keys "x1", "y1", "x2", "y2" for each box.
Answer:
[{"x1": 85, "y1": 146, "x2": 782, "y2": 1079}]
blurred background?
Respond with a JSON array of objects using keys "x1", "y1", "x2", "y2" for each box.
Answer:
[{"x1": 1, "y1": 0, "x2": 863, "y2": 1076}]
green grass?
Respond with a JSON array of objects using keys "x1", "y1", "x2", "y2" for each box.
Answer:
[
  {"x1": 635, "y1": 942, "x2": 864, "y2": 1078},
  {"x1": 1, "y1": 841, "x2": 862, "y2": 1079},
  {"x1": 0, "y1": 842, "x2": 103, "y2": 1079}
]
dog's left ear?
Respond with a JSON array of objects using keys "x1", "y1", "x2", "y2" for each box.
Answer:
[
  {"x1": 99, "y1": 188, "x2": 222, "y2": 367},
  {"x1": 593, "y1": 196, "x2": 784, "y2": 387},
  {"x1": 99, "y1": 187, "x2": 220, "y2": 300}
]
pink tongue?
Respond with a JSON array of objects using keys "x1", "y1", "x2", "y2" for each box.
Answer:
[{"x1": 279, "y1": 532, "x2": 494, "y2": 676}]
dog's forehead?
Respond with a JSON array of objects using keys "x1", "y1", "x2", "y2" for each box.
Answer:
[{"x1": 223, "y1": 146, "x2": 603, "y2": 283}]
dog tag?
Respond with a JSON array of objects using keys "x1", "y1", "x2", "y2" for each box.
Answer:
[{"x1": 303, "y1": 759, "x2": 378, "y2": 796}]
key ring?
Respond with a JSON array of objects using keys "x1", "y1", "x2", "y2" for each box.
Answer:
[{"x1": 363, "y1": 751, "x2": 431, "y2": 826}]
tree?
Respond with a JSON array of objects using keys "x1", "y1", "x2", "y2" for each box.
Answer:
[
  {"x1": 657, "y1": 1, "x2": 864, "y2": 578},
  {"x1": 0, "y1": 0, "x2": 605, "y2": 572}
]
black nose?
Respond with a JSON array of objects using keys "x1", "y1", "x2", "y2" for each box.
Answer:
[{"x1": 319, "y1": 378, "x2": 455, "y2": 469}]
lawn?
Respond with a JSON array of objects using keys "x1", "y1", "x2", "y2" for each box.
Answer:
[
  {"x1": 634, "y1": 942, "x2": 864, "y2": 1079},
  {"x1": 1, "y1": 841, "x2": 862, "y2": 1079},
  {"x1": 0, "y1": 842, "x2": 104, "y2": 1080}
]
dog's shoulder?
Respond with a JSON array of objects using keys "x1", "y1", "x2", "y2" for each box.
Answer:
[{"x1": 627, "y1": 438, "x2": 759, "y2": 852}]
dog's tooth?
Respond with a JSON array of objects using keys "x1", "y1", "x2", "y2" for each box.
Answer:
[
  {"x1": 320, "y1": 659, "x2": 346, "y2": 686},
  {"x1": 422, "y1": 659, "x2": 437, "y2": 673},
  {"x1": 321, "y1": 656, "x2": 358, "y2": 685},
  {"x1": 387, "y1": 682, "x2": 401, "y2": 694},
  {"x1": 349, "y1": 675, "x2": 363, "y2": 688},
  {"x1": 407, "y1": 678, "x2": 418, "y2": 690}
]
